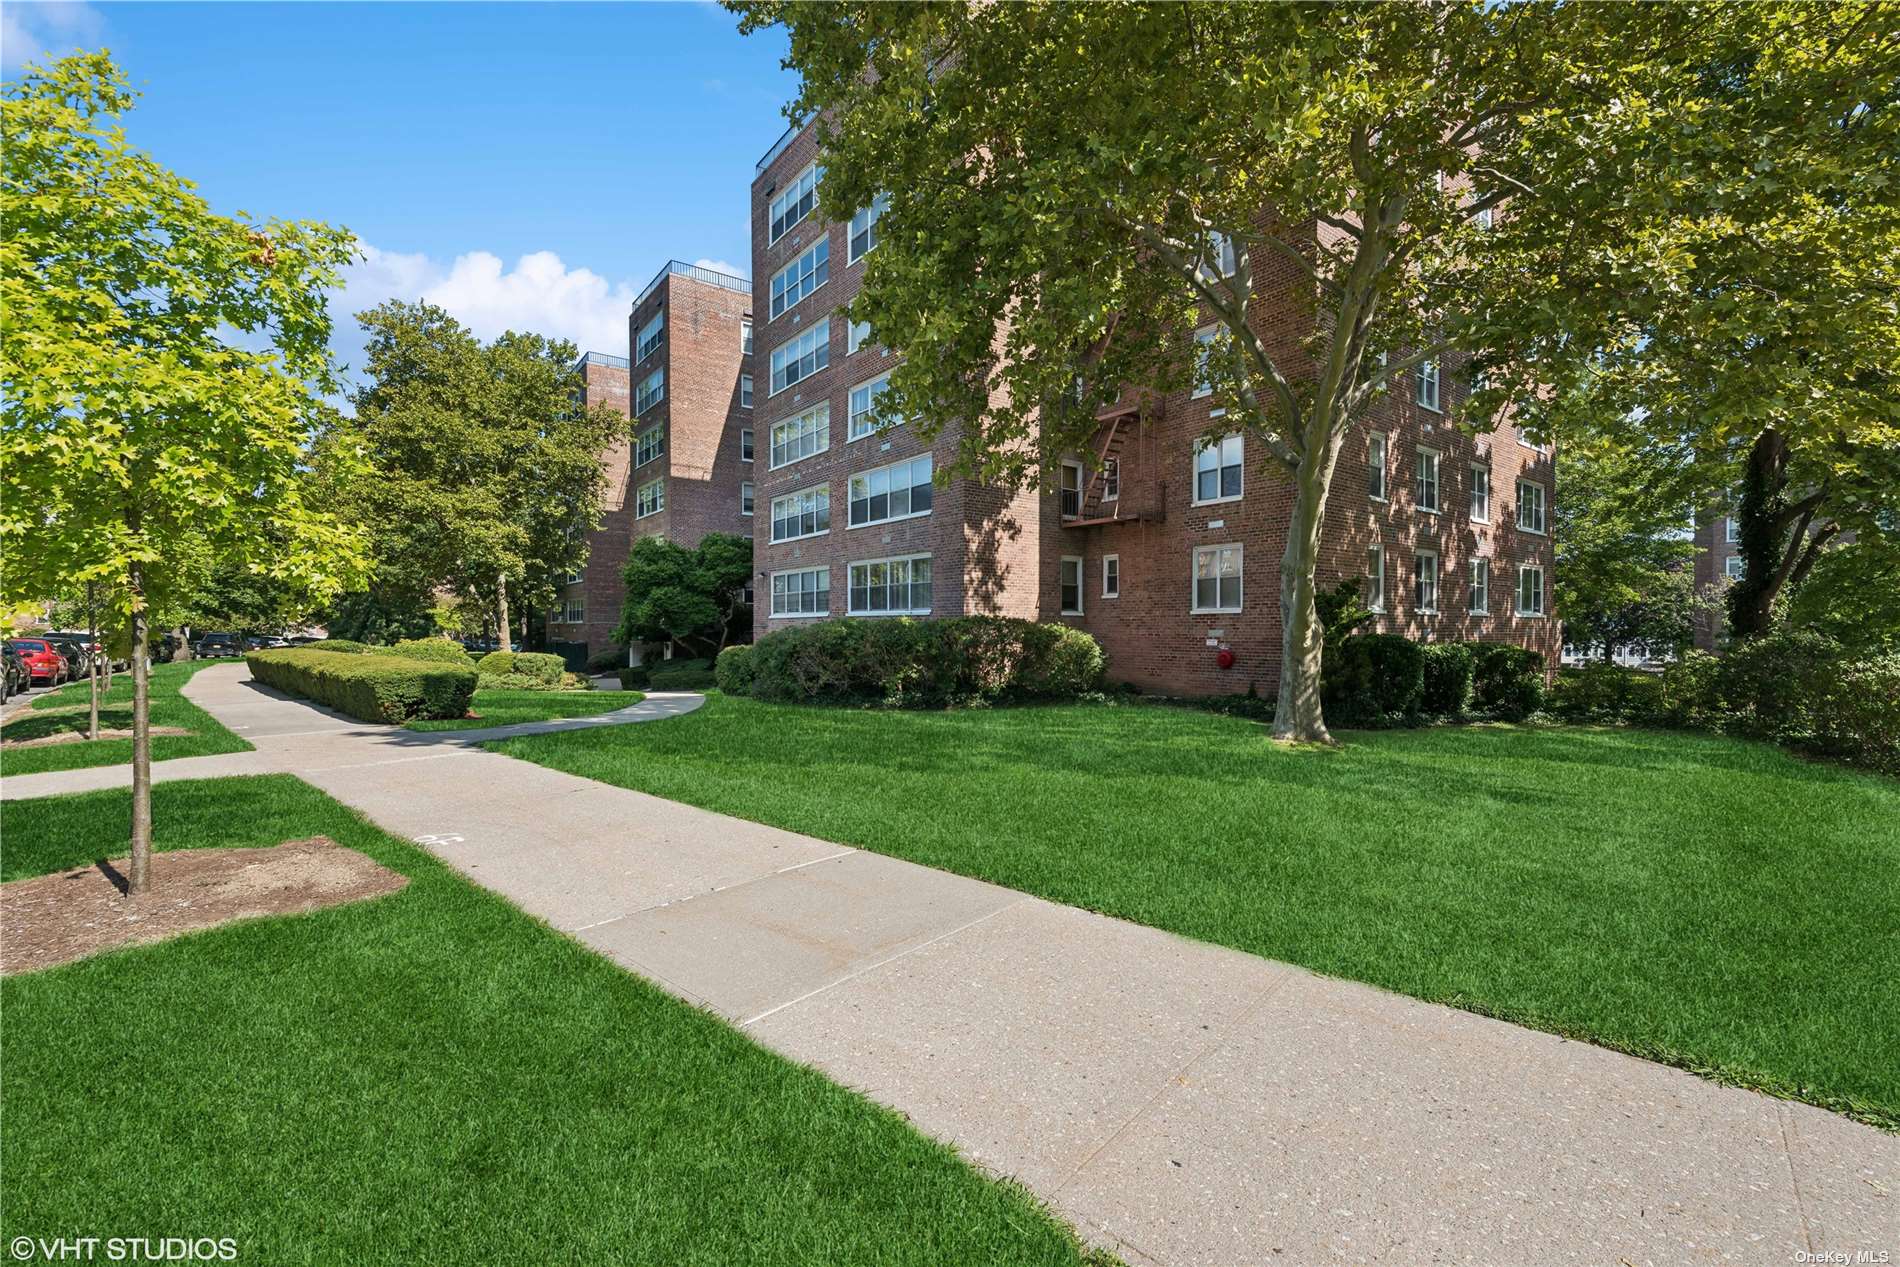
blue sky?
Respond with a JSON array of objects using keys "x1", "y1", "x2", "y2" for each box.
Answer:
[{"x1": 2, "y1": 1, "x2": 797, "y2": 370}]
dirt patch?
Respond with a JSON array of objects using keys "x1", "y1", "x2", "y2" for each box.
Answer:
[
  {"x1": 1, "y1": 837, "x2": 409, "y2": 975},
  {"x1": 1, "y1": 725, "x2": 189, "y2": 749}
]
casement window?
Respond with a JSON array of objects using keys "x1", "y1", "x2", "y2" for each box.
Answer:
[
  {"x1": 849, "y1": 554, "x2": 932, "y2": 615},
  {"x1": 740, "y1": 375, "x2": 753, "y2": 409},
  {"x1": 1414, "y1": 549, "x2": 1439, "y2": 613},
  {"x1": 1102, "y1": 554, "x2": 1121, "y2": 598},
  {"x1": 1367, "y1": 544, "x2": 1386, "y2": 613},
  {"x1": 636, "y1": 367, "x2": 665, "y2": 415},
  {"x1": 769, "y1": 319, "x2": 829, "y2": 395},
  {"x1": 1415, "y1": 447, "x2": 1441, "y2": 513},
  {"x1": 848, "y1": 454, "x2": 933, "y2": 528},
  {"x1": 1192, "y1": 324, "x2": 1221, "y2": 398},
  {"x1": 770, "y1": 566, "x2": 830, "y2": 617},
  {"x1": 1060, "y1": 556, "x2": 1085, "y2": 615},
  {"x1": 848, "y1": 192, "x2": 888, "y2": 263},
  {"x1": 1193, "y1": 433, "x2": 1244, "y2": 505},
  {"x1": 847, "y1": 318, "x2": 873, "y2": 355},
  {"x1": 1368, "y1": 433, "x2": 1388, "y2": 501},
  {"x1": 1102, "y1": 457, "x2": 1120, "y2": 501},
  {"x1": 636, "y1": 311, "x2": 665, "y2": 362},
  {"x1": 769, "y1": 402, "x2": 829, "y2": 469},
  {"x1": 769, "y1": 239, "x2": 829, "y2": 319},
  {"x1": 1470, "y1": 558, "x2": 1490, "y2": 614},
  {"x1": 768, "y1": 163, "x2": 819, "y2": 243},
  {"x1": 740, "y1": 428, "x2": 754, "y2": 462},
  {"x1": 741, "y1": 482, "x2": 754, "y2": 516},
  {"x1": 741, "y1": 319, "x2": 753, "y2": 354},
  {"x1": 1726, "y1": 516, "x2": 1740, "y2": 543},
  {"x1": 1469, "y1": 463, "x2": 1491, "y2": 521},
  {"x1": 848, "y1": 371, "x2": 898, "y2": 441},
  {"x1": 636, "y1": 478, "x2": 665, "y2": 518},
  {"x1": 1198, "y1": 230, "x2": 1237, "y2": 280},
  {"x1": 770, "y1": 484, "x2": 830, "y2": 542},
  {"x1": 1725, "y1": 555, "x2": 1745, "y2": 580},
  {"x1": 1516, "y1": 564, "x2": 1546, "y2": 617},
  {"x1": 1516, "y1": 479, "x2": 1548, "y2": 534},
  {"x1": 1059, "y1": 459, "x2": 1084, "y2": 518},
  {"x1": 635, "y1": 426, "x2": 664, "y2": 467},
  {"x1": 1416, "y1": 359, "x2": 1441, "y2": 411},
  {"x1": 1191, "y1": 543, "x2": 1243, "y2": 613}
]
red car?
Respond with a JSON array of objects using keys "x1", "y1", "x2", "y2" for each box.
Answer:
[{"x1": 8, "y1": 638, "x2": 69, "y2": 687}]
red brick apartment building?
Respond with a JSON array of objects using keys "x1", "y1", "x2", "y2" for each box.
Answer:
[
  {"x1": 548, "y1": 261, "x2": 755, "y2": 660},
  {"x1": 750, "y1": 121, "x2": 1558, "y2": 696}
]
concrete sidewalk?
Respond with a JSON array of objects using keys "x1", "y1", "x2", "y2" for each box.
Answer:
[{"x1": 14, "y1": 663, "x2": 1899, "y2": 1263}]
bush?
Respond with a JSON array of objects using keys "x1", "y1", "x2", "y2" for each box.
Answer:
[
  {"x1": 474, "y1": 650, "x2": 566, "y2": 685},
  {"x1": 1814, "y1": 654, "x2": 1900, "y2": 777},
  {"x1": 247, "y1": 648, "x2": 475, "y2": 723},
  {"x1": 585, "y1": 646, "x2": 629, "y2": 674},
  {"x1": 1418, "y1": 642, "x2": 1476, "y2": 717},
  {"x1": 304, "y1": 639, "x2": 370, "y2": 654},
  {"x1": 617, "y1": 666, "x2": 650, "y2": 690},
  {"x1": 1468, "y1": 642, "x2": 1546, "y2": 721},
  {"x1": 1322, "y1": 633, "x2": 1425, "y2": 725},
  {"x1": 387, "y1": 637, "x2": 474, "y2": 666},
  {"x1": 1655, "y1": 651, "x2": 1722, "y2": 728},
  {"x1": 715, "y1": 645, "x2": 756, "y2": 696},
  {"x1": 1549, "y1": 664, "x2": 1665, "y2": 723},
  {"x1": 1710, "y1": 629, "x2": 1844, "y2": 744},
  {"x1": 747, "y1": 617, "x2": 1105, "y2": 708},
  {"x1": 648, "y1": 657, "x2": 716, "y2": 690}
]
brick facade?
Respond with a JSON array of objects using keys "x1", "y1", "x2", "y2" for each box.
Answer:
[{"x1": 750, "y1": 119, "x2": 1559, "y2": 697}]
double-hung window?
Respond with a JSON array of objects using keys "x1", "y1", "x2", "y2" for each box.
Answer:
[
  {"x1": 740, "y1": 374, "x2": 753, "y2": 409},
  {"x1": 1192, "y1": 325, "x2": 1221, "y2": 398},
  {"x1": 1414, "y1": 549, "x2": 1439, "y2": 612},
  {"x1": 1469, "y1": 464, "x2": 1491, "y2": 521},
  {"x1": 740, "y1": 428, "x2": 754, "y2": 462},
  {"x1": 1416, "y1": 359, "x2": 1441, "y2": 411},
  {"x1": 1191, "y1": 544, "x2": 1243, "y2": 613},
  {"x1": 1059, "y1": 460, "x2": 1083, "y2": 518},
  {"x1": 741, "y1": 482, "x2": 754, "y2": 516},
  {"x1": 848, "y1": 454, "x2": 932, "y2": 528},
  {"x1": 1725, "y1": 555, "x2": 1745, "y2": 580},
  {"x1": 769, "y1": 239, "x2": 829, "y2": 319},
  {"x1": 848, "y1": 371, "x2": 896, "y2": 441},
  {"x1": 848, "y1": 554, "x2": 931, "y2": 615},
  {"x1": 635, "y1": 426, "x2": 664, "y2": 467},
  {"x1": 636, "y1": 367, "x2": 665, "y2": 415},
  {"x1": 1103, "y1": 554, "x2": 1121, "y2": 598},
  {"x1": 1368, "y1": 433, "x2": 1388, "y2": 501},
  {"x1": 770, "y1": 484, "x2": 830, "y2": 542},
  {"x1": 769, "y1": 403, "x2": 829, "y2": 469},
  {"x1": 848, "y1": 193, "x2": 888, "y2": 262},
  {"x1": 769, "y1": 319, "x2": 829, "y2": 395},
  {"x1": 1470, "y1": 558, "x2": 1490, "y2": 614},
  {"x1": 1517, "y1": 479, "x2": 1547, "y2": 534},
  {"x1": 1102, "y1": 458, "x2": 1120, "y2": 501},
  {"x1": 1198, "y1": 230, "x2": 1237, "y2": 280},
  {"x1": 741, "y1": 319, "x2": 753, "y2": 354},
  {"x1": 636, "y1": 479, "x2": 665, "y2": 518},
  {"x1": 771, "y1": 566, "x2": 829, "y2": 617},
  {"x1": 1060, "y1": 556, "x2": 1084, "y2": 615},
  {"x1": 1516, "y1": 564, "x2": 1546, "y2": 616},
  {"x1": 636, "y1": 311, "x2": 665, "y2": 362},
  {"x1": 1367, "y1": 544, "x2": 1386, "y2": 613},
  {"x1": 847, "y1": 318, "x2": 873, "y2": 355},
  {"x1": 768, "y1": 163, "x2": 819, "y2": 243},
  {"x1": 1415, "y1": 448, "x2": 1441, "y2": 513},
  {"x1": 1726, "y1": 516, "x2": 1740, "y2": 543},
  {"x1": 1193, "y1": 434, "x2": 1243, "y2": 505}
]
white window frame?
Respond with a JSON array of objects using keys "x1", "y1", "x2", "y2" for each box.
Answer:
[
  {"x1": 1470, "y1": 558, "x2": 1490, "y2": 615},
  {"x1": 1368, "y1": 433, "x2": 1388, "y2": 502},
  {"x1": 1102, "y1": 457, "x2": 1120, "y2": 502},
  {"x1": 1367, "y1": 544, "x2": 1386, "y2": 613},
  {"x1": 741, "y1": 318, "x2": 752, "y2": 355},
  {"x1": 769, "y1": 319, "x2": 829, "y2": 396},
  {"x1": 847, "y1": 370, "x2": 897, "y2": 441},
  {"x1": 1725, "y1": 555, "x2": 1745, "y2": 580},
  {"x1": 768, "y1": 162, "x2": 819, "y2": 244},
  {"x1": 1192, "y1": 433, "x2": 1244, "y2": 507},
  {"x1": 769, "y1": 483, "x2": 830, "y2": 543},
  {"x1": 1192, "y1": 324, "x2": 1220, "y2": 399},
  {"x1": 740, "y1": 374, "x2": 753, "y2": 409},
  {"x1": 1059, "y1": 459, "x2": 1084, "y2": 519},
  {"x1": 1102, "y1": 553, "x2": 1121, "y2": 598},
  {"x1": 636, "y1": 478, "x2": 665, "y2": 519},
  {"x1": 768, "y1": 403, "x2": 829, "y2": 470},
  {"x1": 1469, "y1": 463, "x2": 1491, "y2": 522},
  {"x1": 636, "y1": 311, "x2": 665, "y2": 362},
  {"x1": 1517, "y1": 479, "x2": 1548, "y2": 534},
  {"x1": 1198, "y1": 230, "x2": 1237, "y2": 280},
  {"x1": 770, "y1": 566, "x2": 830, "y2": 619},
  {"x1": 847, "y1": 553, "x2": 932, "y2": 616},
  {"x1": 1725, "y1": 515, "x2": 1740, "y2": 543},
  {"x1": 1415, "y1": 447, "x2": 1441, "y2": 514},
  {"x1": 847, "y1": 454, "x2": 933, "y2": 529},
  {"x1": 1516, "y1": 564, "x2": 1547, "y2": 617},
  {"x1": 740, "y1": 428, "x2": 754, "y2": 462},
  {"x1": 848, "y1": 192, "x2": 888, "y2": 263},
  {"x1": 1416, "y1": 359, "x2": 1441, "y2": 411},
  {"x1": 1060, "y1": 556, "x2": 1085, "y2": 615},
  {"x1": 1414, "y1": 549, "x2": 1439, "y2": 614},
  {"x1": 769, "y1": 239, "x2": 829, "y2": 319},
  {"x1": 635, "y1": 426, "x2": 664, "y2": 468},
  {"x1": 636, "y1": 366, "x2": 665, "y2": 415},
  {"x1": 741, "y1": 481, "x2": 755, "y2": 517},
  {"x1": 847, "y1": 318, "x2": 874, "y2": 355},
  {"x1": 1190, "y1": 543, "x2": 1244, "y2": 614}
]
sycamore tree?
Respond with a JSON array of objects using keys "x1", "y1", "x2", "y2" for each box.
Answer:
[
  {"x1": 2, "y1": 53, "x2": 367, "y2": 893},
  {"x1": 330, "y1": 303, "x2": 623, "y2": 652},
  {"x1": 731, "y1": 0, "x2": 1869, "y2": 741}
]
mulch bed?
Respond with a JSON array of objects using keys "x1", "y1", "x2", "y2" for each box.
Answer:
[
  {"x1": 0, "y1": 837, "x2": 409, "y2": 975},
  {"x1": 1, "y1": 725, "x2": 189, "y2": 749}
]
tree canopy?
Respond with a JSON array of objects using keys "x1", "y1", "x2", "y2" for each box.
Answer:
[{"x1": 615, "y1": 533, "x2": 754, "y2": 658}]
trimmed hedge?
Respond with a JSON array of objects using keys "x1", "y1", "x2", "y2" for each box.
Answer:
[
  {"x1": 304, "y1": 639, "x2": 370, "y2": 654},
  {"x1": 247, "y1": 648, "x2": 475, "y2": 723},
  {"x1": 1469, "y1": 642, "x2": 1546, "y2": 721},
  {"x1": 474, "y1": 650, "x2": 565, "y2": 685},
  {"x1": 1318, "y1": 635, "x2": 1543, "y2": 727},
  {"x1": 715, "y1": 645, "x2": 756, "y2": 695},
  {"x1": 648, "y1": 658, "x2": 716, "y2": 690},
  {"x1": 585, "y1": 646, "x2": 629, "y2": 674},
  {"x1": 748, "y1": 616, "x2": 1104, "y2": 708},
  {"x1": 1418, "y1": 642, "x2": 1476, "y2": 717},
  {"x1": 1322, "y1": 634, "x2": 1424, "y2": 725},
  {"x1": 388, "y1": 637, "x2": 475, "y2": 666},
  {"x1": 617, "y1": 666, "x2": 650, "y2": 691},
  {"x1": 1550, "y1": 664, "x2": 1664, "y2": 722}
]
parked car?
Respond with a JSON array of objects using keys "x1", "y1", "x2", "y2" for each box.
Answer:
[
  {"x1": 193, "y1": 632, "x2": 241, "y2": 658},
  {"x1": 46, "y1": 637, "x2": 93, "y2": 679},
  {"x1": 1, "y1": 643, "x2": 28, "y2": 701},
  {"x1": 8, "y1": 638, "x2": 69, "y2": 686},
  {"x1": 245, "y1": 634, "x2": 290, "y2": 650}
]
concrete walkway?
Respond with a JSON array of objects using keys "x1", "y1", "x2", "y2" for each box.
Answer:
[{"x1": 8, "y1": 664, "x2": 1896, "y2": 1263}]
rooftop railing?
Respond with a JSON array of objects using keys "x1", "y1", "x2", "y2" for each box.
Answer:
[
  {"x1": 755, "y1": 122, "x2": 799, "y2": 175},
  {"x1": 632, "y1": 260, "x2": 752, "y2": 310},
  {"x1": 573, "y1": 351, "x2": 629, "y2": 371}
]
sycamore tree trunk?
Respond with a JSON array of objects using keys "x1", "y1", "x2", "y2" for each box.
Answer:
[
  {"x1": 1273, "y1": 433, "x2": 1346, "y2": 745},
  {"x1": 127, "y1": 562, "x2": 153, "y2": 896},
  {"x1": 87, "y1": 581, "x2": 100, "y2": 741},
  {"x1": 496, "y1": 573, "x2": 513, "y2": 654}
]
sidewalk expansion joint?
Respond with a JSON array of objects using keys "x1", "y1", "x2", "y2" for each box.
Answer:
[{"x1": 564, "y1": 848, "x2": 858, "y2": 934}]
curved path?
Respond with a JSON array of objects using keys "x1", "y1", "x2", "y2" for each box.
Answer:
[{"x1": 5, "y1": 663, "x2": 1897, "y2": 1264}]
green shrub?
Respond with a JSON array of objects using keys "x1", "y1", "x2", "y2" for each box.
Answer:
[
  {"x1": 475, "y1": 650, "x2": 515, "y2": 677},
  {"x1": 1468, "y1": 642, "x2": 1546, "y2": 721},
  {"x1": 474, "y1": 650, "x2": 566, "y2": 685},
  {"x1": 648, "y1": 657, "x2": 716, "y2": 690},
  {"x1": 247, "y1": 649, "x2": 475, "y2": 723},
  {"x1": 1655, "y1": 651, "x2": 1722, "y2": 728},
  {"x1": 617, "y1": 666, "x2": 650, "y2": 690},
  {"x1": 747, "y1": 617, "x2": 1106, "y2": 708},
  {"x1": 1550, "y1": 664, "x2": 1665, "y2": 723},
  {"x1": 1418, "y1": 642, "x2": 1476, "y2": 717},
  {"x1": 304, "y1": 639, "x2": 369, "y2": 654},
  {"x1": 1814, "y1": 653, "x2": 1900, "y2": 777},
  {"x1": 585, "y1": 646, "x2": 629, "y2": 674},
  {"x1": 1322, "y1": 633, "x2": 1425, "y2": 725},
  {"x1": 1711, "y1": 630, "x2": 1844, "y2": 743},
  {"x1": 387, "y1": 637, "x2": 474, "y2": 666},
  {"x1": 715, "y1": 645, "x2": 756, "y2": 696}
]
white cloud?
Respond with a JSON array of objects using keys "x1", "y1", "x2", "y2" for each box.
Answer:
[
  {"x1": 692, "y1": 257, "x2": 750, "y2": 281},
  {"x1": 1, "y1": 1, "x2": 106, "y2": 73}
]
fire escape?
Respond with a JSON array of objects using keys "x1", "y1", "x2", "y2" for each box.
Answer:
[{"x1": 1064, "y1": 393, "x2": 1167, "y2": 527}]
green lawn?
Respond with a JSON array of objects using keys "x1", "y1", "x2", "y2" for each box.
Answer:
[
  {"x1": 403, "y1": 687, "x2": 643, "y2": 732},
  {"x1": 490, "y1": 697, "x2": 1900, "y2": 1128},
  {"x1": 0, "y1": 659, "x2": 251, "y2": 775},
  {"x1": 0, "y1": 776, "x2": 1107, "y2": 1266}
]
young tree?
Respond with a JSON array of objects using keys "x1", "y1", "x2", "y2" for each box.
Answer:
[
  {"x1": 615, "y1": 534, "x2": 754, "y2": 659},
  {"x1": 731, "y1": 1, "x2": 1872, "y2": 741},
  {"x1": 1, "y1": 53, "x2": 367, "y2": 892}
]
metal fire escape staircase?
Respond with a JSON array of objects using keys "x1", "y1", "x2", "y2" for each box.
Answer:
[{"x1": 1065, "y1": 396, "x2": 1166, "y2": 528}]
